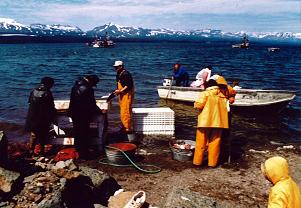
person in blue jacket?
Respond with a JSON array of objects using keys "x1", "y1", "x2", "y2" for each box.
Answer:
[{"x1": 172, "y1": 63, "x2": 189, "y2": 87}]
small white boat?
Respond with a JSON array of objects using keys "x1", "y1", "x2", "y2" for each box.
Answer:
[
  {"x1": 232, "y1": 42, "x2": 249, "y2": 49},
  {"x1": 87, "y1": 32, "x2": 116, "y2": 48},
  {"x1": 232, "y1": 34, "x2": 250, "y2": 49},
  {"x1": 157, "y1": 83, "x2": 296, "y2": 114},
  {"x1": 268, "y1": 47, "x2": 280, "y2": 52},
  {"x1": 90, "y1": 40, "x2": 115, "y2": 48},
  {"x1": 92, "y1": 43, "x2": 100, "y2": 48}
]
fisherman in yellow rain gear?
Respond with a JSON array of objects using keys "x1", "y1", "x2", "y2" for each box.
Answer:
[
  {"x1": 113, "y1": 60, "x2": 134, "y2": 133},
  {"x1": 193, "y1": 79, "x2": 229, "y2": 167},
  {"x1": 261, "y1": 156, "x2": 301, "y2": 208}
]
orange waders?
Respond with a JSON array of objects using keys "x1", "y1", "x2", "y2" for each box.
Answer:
[
  {"x1": 118, "y1": 82, "x2": 134, "y2": 132},
  {"x1": 193, "y1": 128, "x2": 223, "y2": 167}
]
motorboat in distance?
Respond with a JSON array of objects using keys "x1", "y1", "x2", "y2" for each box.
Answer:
[
  {"x1": 268, "y1": 47, "x2": 280, "y2": 52},
  {"x1": 87, "y1": 32, "x2": 115, "y2": 48},
  {"x1": 87, "y1": 38, "x2": 115, "y2": 48},
  {"x1": 232, "y1": 34, "x2": 250, "y2": 49}
]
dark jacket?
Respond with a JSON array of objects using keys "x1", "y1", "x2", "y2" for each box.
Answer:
[
  {"x1": 116, "y1": 69, "x2": 134, "y2": 93},
  {"x1": 68, "y1": 78, "x2": 100, "y2": 121},
  {"x1": 25, "y1": 84, "x2": 56, "y2": 132}
]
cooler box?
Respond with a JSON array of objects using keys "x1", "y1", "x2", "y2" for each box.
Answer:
[{"x1": 132, "y1": 107, "x2": 175, "y2": 135}]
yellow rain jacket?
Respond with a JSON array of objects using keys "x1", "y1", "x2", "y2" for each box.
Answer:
[
  {"x1": 194, "y1": 86, "x2": 229, "y2": 128},
  {"x1": 216, "y1": 75, "x2": 236, "y2": 104},
  {"x1": 262, "y1": 156, "x2": 301, "y2": 208}
]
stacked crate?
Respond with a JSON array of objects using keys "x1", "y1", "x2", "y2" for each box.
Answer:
[{"x1": 132, "y1": 108, "x2": 175, "y2": 135}]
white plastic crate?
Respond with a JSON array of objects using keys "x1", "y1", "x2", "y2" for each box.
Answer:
[{"x1": 132, "y1": 107, "x2": 175, "y2": 135}]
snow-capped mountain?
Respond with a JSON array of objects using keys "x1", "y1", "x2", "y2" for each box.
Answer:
[
  {"x1": 87, "y1": 23, "x2": 301, "y2": 42},
  {"x1": 0, "y1": 18, "x2": 85, "y2": 37},
  {"x1": 0, "y1": 18, "x2": 32, "y2": 34},
  {"x1": 0, "y1": 18, "x2": 300, "y2": 43}
]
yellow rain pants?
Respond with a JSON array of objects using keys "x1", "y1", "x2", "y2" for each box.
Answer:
[
  {"x1": 118, "y1": 82, "x2": 134, "y2": 132},
  {"x1": 193, "y1": 128, "x2": 223, "y2": 167}
]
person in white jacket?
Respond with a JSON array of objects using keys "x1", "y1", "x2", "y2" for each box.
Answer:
[{"x1": 190, "y1": 65, "x2": 212, "y2": 89}]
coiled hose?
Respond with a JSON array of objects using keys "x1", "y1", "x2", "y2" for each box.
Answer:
[{"x1": 98, "y1": 146, "x2": 161, "y2": 174}]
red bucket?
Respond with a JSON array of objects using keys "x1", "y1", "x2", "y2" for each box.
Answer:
[
  {"x1": 108, "y1": 143, "x2": 137, "y2": 151},
  {"x1": 105, "y1": 143, "x2": 137, "y2": 165}
]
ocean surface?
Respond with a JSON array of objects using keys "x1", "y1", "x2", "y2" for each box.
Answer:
[{"x1": 0, "y1": 42, "x2": 300, "y2": 143}]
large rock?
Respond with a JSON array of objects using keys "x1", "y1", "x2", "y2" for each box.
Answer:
[
  {"x1": 2, "y1": 163, "x2": 120, "y2": 207},
  {"x1": 0, "y1": 167, "x2": 20, "y2": 193},
  {"x1": 13, "y1": 171, "x2": 65, "y2": 208},
  {"x1": 0, "y1": 131, "x2": 8, "y2": 166},
  {"x1": 79, "y1": 166, "x2": 122, "y2": 205},
  {"x1": 79, "y1": 166, "x2": 110, "y2": 188},
  {"x1": 62, "y1": 166, "x2": 121, "y2": 207}
]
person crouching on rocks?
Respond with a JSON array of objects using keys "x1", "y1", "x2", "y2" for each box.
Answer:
[
  {"x1": 193, "y1": 79, "x2": 228, "y2": 167},
  {"x1": 25, "y1": 77, "x2": 57, "y2": 156},
  {"x1": 261, "y1": 156, "x2": 301, "y2": 208}
]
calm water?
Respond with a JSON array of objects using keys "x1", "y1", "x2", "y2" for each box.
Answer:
[{"x1": 0, "y1": 42, "x2": 300, "y2": 142}]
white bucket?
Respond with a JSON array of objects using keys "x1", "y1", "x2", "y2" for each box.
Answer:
[{"x1": 127, "y1": 133, "x2": 136, "y2": 143}]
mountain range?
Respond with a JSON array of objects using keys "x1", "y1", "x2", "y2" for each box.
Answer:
[{"x1": 1, "y1": 18, "x2": 300, "y2": 43}]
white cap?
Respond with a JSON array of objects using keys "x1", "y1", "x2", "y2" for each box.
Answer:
[{"x1": 113, "y1": 60, "x2": 123, "y2": 67}]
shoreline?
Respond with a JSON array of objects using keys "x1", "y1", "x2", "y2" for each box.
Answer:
[
  {"x1": 79, "y1": 135, "x2": 301, "y2": 207},
  {"x1": 1, "y1": 117, "x2": 301, "y2": 207}
]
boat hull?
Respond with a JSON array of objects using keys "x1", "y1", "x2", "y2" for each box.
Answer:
[
  {"x1": 157, "y1": 86, "x2": 296, "y2": 114},
  {"x1": 232, "y1": 44, "x2": 249, "y2": 49}
]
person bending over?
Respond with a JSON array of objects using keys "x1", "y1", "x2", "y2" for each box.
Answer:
[{"x1": 172, "y1": 63, "x2": 189, "y2": 87}]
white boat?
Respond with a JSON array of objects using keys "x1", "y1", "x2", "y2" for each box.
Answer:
[
  {"x1": 87, "y1": 32, "x2": 115, "y2": 48},
  {"x1": 268, "y1": 47, "x2": 280, "y2": 52},
  {"x1": 232, "y1": 34, "x2": 250, "y2": 49},
  {"x1": 90, "y1": 40, "x2": 115, "y2": 48},
  {"x1": 232, "y1": 42, "x2": 249, "y2": 48},
  {"x1": 157, "y1": 84, "x2": 296, "y2": 114}
]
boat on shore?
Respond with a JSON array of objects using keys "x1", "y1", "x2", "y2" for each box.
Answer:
[
  {"x1": 157, "y1": 82, "x2": 296, "y2": 114},
  {"x1": 232, "y1": 34, "x2": 250, "y2": 49}
]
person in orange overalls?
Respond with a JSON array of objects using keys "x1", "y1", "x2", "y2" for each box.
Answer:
[
  {"x1": 193, "y1": 79, "x2": 229, "y2": 167},
  {"x1": 113, "y1": 61, "x2": 134, "y2": 133}
]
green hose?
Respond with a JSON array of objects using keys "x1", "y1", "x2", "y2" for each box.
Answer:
[{"x1": 98, "y1": 146, "x2": 161, "y2": 174}]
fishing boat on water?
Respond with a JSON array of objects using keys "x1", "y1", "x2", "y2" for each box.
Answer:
[
  {"x1": 268, "y1": 47, "x2": 280, "y2": 52},
  {"x1": 87, "y1": 32, "x2": 115, "y2": 48},
  {"x1": 157, "y1": 79, "x2": 296, "y2": 114},
  {"x1": 232, "y1": 34, "x2": 250, "y2": 49}
]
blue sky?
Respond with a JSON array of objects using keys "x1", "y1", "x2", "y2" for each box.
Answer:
[{"x1": 0, "y1": 0, "x2": 300, "y2": 32}]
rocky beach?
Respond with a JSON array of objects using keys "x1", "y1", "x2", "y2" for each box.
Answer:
[{"x1": 1, "y1": 118, "x2": 300, "y2": 208}]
